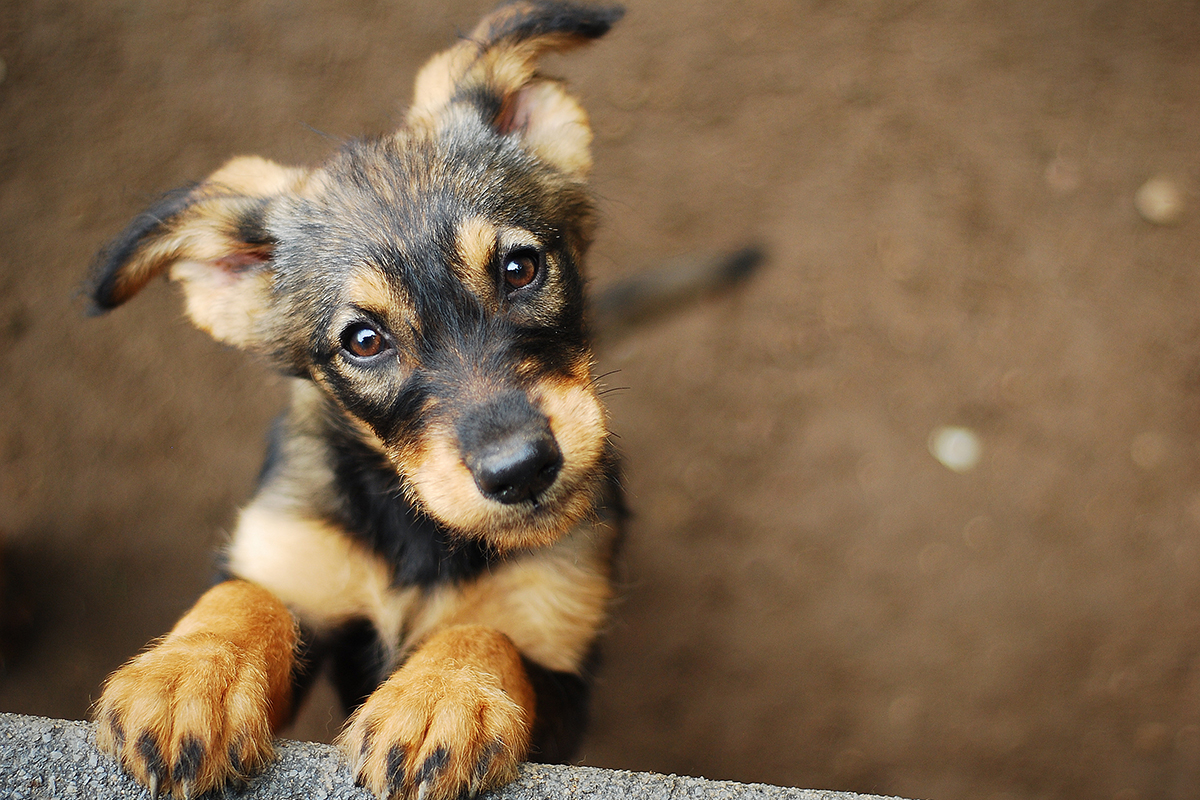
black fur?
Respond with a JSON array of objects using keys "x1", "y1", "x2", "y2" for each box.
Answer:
[
  {"x1": 324, "y1": 421, "x2": 503, "y2": 588},
  {"x1": 327, "y1": 618, "x2": 394, "y2": 714},
  {"x1": 87, "y1": 183, "x2": 198, "y2": 312},
  {"x1": 289, "y1": 621, "x2": 329, "y2": 709},
  {"x1": 233, "y1": 199, "x2": 277, "y2": 250},
  {"x1": 522, "y1": 654, "x2": 592, "y2": 763},
  {"x1": 479, "y1": 1, "x2": 625, "y2": 44}
]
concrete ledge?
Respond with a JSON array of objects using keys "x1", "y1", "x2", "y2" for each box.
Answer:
[{"x1": 0, "y1": 713, "x2": 906, "y2": 800}]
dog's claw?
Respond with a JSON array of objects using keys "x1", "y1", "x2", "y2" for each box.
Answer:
[
  {"x1": 147, "y1": 772, "x2": 160, "y2": 799},
  {"x1": 385, "y1": 744, "x2": 406, "y2": 800},
  {"x1": 467, "y1": 741, "x2": 498, "y2": 799}
]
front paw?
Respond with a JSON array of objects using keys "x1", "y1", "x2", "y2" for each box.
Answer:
[
  {"x1": 94, "y1": 633, "x2": 276, "y2": 798},
  {"x1": 339, "y1": 629, "x2": 533, "y2": 800}
]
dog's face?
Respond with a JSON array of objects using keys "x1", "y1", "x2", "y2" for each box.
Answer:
[{"x1": 89, "y1": 3, "x2": 622, "y2": 551}]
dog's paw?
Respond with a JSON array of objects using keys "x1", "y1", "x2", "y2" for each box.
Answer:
[
  {"x1": 340, "y1": 670, "x2": 529, "y2": 800},
  {"x1": 339, "y1": 627, "x2": 533, "y2": 800},
  {"x1": 94, "y1": 633, "x2": 276, "y2": 798}
]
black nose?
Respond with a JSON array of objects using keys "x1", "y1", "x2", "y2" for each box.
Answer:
[
  {"x1": 457, "y1": 392, "x2": 563, "y2": 505},
  {"x1": 471, "y1": 431, "x2": 562, "y2": 505}
]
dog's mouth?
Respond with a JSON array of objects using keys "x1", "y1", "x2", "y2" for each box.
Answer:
[{"x1": 397, "y1": 382, "x2": 608, "y2": 551}]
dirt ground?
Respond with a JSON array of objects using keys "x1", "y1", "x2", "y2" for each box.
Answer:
[{"x1": 2, "y1": 1, "x2": 1199, "y2": 799}]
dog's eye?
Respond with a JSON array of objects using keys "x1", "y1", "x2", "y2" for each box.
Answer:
[
  {"x1": 502, "y1": 248, "x2": 541, "y2": 293},
  {"x1": 340, "y1": 322, "x2": 389, "y2": 359}
]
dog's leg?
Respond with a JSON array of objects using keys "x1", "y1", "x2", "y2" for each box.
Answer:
[
  {"x1": 94, "y1": 579, "x2": 297, "y2": 798},
  {"x1": 339, "y1": 624, "x2": 535, "y2": 800}
]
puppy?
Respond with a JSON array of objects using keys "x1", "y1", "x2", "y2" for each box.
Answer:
[{"x1": 88, "y1": 3, "x2": 625, "y2": 799}]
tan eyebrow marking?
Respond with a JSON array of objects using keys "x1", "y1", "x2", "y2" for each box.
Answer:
[
  {"x1": 340, "y1": 264, "x2": 420, "y2": 347},
  {"x1": 454, "y1": 217, "x2": 500, "y2": 306},
  {"x1": 346, "y1": 264, "x2": 401, "y2": 316}
]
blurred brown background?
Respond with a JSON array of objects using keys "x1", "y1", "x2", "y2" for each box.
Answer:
[{"x1": 2, "y1": 1, "x2": 1199, "y2": 799}]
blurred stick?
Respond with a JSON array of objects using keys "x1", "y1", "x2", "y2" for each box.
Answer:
[{"x1": 590, "y1": 245, "x2": 765, "y2": 343}]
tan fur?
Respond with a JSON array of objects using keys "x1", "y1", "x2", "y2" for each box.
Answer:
[
  {"x1": 415, "y1": 519, "x2": 615, "y2": 673},
  {"x1": 208, "y1": 155, "x2": 309, "y2": 197},
  {"x1": 101, "y1": 195, "x2": 259, "y2": 310},
  {"x1": 94, "y1": 580, "x2": 297, "y2": 797},
  {"x1": 227, "y1": 505, "x2": 421, "y2": 652},
  {"x1": 408, "y1": 7, "x2": 565, "y2": 125},
  {"x1": 339, "y1": 625, "x2": 535, "y2": 800},
  {"x1": 170, "y1": 256, "x2": 273, "y2": 348},
  {"x1": 508, "y1": 80, "x2": 594, "y2": 178},
  {"x1": 454, "y1": 216, "x2": 502, "y2": 305},
  {"x1": 409, "y1": 47, "x2": 478, "y2": 128},
  {"x1": 535, "y1": 377, "x2": 608, "y2": 496},
  {"x1": 345, "y1": 264, "x2": 407, "y2": 319},
  {"x1": 406, "y1": 423, "x2": 512, "y2": 543}
]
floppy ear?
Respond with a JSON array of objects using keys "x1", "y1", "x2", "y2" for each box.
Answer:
[
  {"x1": 407, "y1": 0, "x2": 624, "y2": 178},
  {"x1": 88, "y1": 156, "x2": 308, "y2": 349}
]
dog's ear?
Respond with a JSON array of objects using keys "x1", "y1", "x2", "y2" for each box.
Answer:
[
  {"x1": 407, "y1": 1, "x2": 624, "y2": 178},
  {"x1": 89, "y1": 156, "x2": 308, "y2": 348}
]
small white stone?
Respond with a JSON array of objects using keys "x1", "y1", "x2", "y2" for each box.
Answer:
[
  {"x1": 929, "y1": 426, "x2": 981, "y2": 473},
  {"x1": 1134, "y1": 176, "x2": 1185, "y2": 225}
]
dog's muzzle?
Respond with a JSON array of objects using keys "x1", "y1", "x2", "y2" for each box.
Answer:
[{"x1": 457, "y1": 392, "x2": 563, "y2": 505}]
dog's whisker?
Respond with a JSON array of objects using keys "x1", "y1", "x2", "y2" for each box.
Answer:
[{"x1": 590, "y1": 369, "x2": 622, "y2": 386}]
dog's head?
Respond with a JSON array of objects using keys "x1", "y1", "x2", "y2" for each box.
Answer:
[{"x1": 88, "y1": 1, "x2": 624, "y2": 552}]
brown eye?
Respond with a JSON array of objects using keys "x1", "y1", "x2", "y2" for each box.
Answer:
[
  {"x1": 502, "y1": 248, "x2": 541, "y2": 292},
  {"x1": 341, "y1": 322, "x2": 388, "y2": 359}
]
